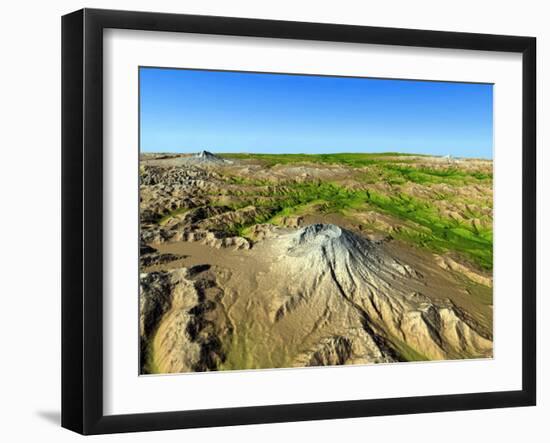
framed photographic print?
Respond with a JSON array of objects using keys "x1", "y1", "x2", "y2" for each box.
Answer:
[{"x1": 61, "y1": 8, "x2": 536, "y2": 435}]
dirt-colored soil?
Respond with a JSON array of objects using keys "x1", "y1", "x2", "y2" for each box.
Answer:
[{"x1": 139, "y1": 152, "x2": 493, "y2": 374}]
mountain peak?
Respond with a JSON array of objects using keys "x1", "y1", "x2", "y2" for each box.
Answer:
[
  {"x1": 283, "y1": 223, "x2": 375, "y2": 260},
  {"x1": 197, "y1": 150, "x2": 215, "y2": 158},
  {"x1": 190, "y1": 150, "x2": 227, "y2": 164}
]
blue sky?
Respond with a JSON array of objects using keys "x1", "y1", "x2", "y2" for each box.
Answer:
[{"x1": 139, "y1": 67, "x2": 493, "y2": 159}]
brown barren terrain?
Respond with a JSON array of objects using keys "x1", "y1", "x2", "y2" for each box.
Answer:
[{"x1": 139, "y1": 151, "x2": 493, "y2": 374}]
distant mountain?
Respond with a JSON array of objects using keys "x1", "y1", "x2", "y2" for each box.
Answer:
[{"x1": 189, "y1": 150, "x2": 228, "y2": 164}]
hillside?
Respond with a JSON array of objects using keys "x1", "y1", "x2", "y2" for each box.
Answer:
[{"x1": 139, "y1": 152, "x2": 493, "y2": 373}]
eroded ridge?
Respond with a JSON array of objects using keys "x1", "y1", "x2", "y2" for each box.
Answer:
[
  {"x1": 139, "y1": 153, "x2": 493, "y2": 373},
  {"x1": 140, "y1": 224, "x2": 492, "y2": 373}
]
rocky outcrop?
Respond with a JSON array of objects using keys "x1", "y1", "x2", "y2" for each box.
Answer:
[
  {"x1": 306, "y1": 336, "x2": 353, "y2": 366},
  {"x1": 142, "y1": 227, "x2": 250, "y2": 250},
  {"x1": 140, "y1": 266, "x2": 229, "y2": 374},
  {"x1": 435, "y1": 254, "x2": 493, "y2": 287},
  {"x1": 139, "y1": 243, "x2": 185, "y2": 268}
]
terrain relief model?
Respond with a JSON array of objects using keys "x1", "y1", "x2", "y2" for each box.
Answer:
[{"x1": 138, "y1": 150, "x2": 493, "y2": 374}]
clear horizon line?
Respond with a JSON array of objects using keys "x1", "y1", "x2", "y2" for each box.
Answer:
[{"x1": 141, "y1": 150, "x2": 493, "y2": 160}]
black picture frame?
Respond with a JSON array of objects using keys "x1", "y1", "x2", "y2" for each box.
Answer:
[{"x1": 62, "y1": 8, "x2": 536, "y2": 435}]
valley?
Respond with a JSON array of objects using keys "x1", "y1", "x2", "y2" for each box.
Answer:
[{"x1": 139, "y1": 151, "x2": 493, "y2": 374}]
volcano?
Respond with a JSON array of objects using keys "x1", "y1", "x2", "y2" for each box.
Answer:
[
  {"x1": 189, "y1": 150, "x2": 228, "y2": 164},
  {"x1": 140, "y1": 224, "x2": 492, "y2": 373},
  {"x1": 269, "y1": 224, "x2": 492, "y2": 364}
]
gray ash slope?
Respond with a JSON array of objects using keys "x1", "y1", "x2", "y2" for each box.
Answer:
[
  {"x1": 271, "y1": 224, "x2": 492, "y2": 364},
  {"x1": 140, "y1": 223, "x2": 492, "y2": 373}
]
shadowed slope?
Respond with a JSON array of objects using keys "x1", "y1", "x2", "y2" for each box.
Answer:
[{"x1": 140, "y1": 224, "x2": 492, "y2": 373}]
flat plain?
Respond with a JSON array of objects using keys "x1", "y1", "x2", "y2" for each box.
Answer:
[{"x1": 139, "y1": 151, "x2": 493, "y2": 374}]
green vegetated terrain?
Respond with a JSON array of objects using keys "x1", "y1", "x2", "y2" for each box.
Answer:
[
  {"x1": 216, "y1": 153, "x2": 493, "y2": 270},
  {"x1": 139, "y1": 151, "x2": 494, "y2": 375}
]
